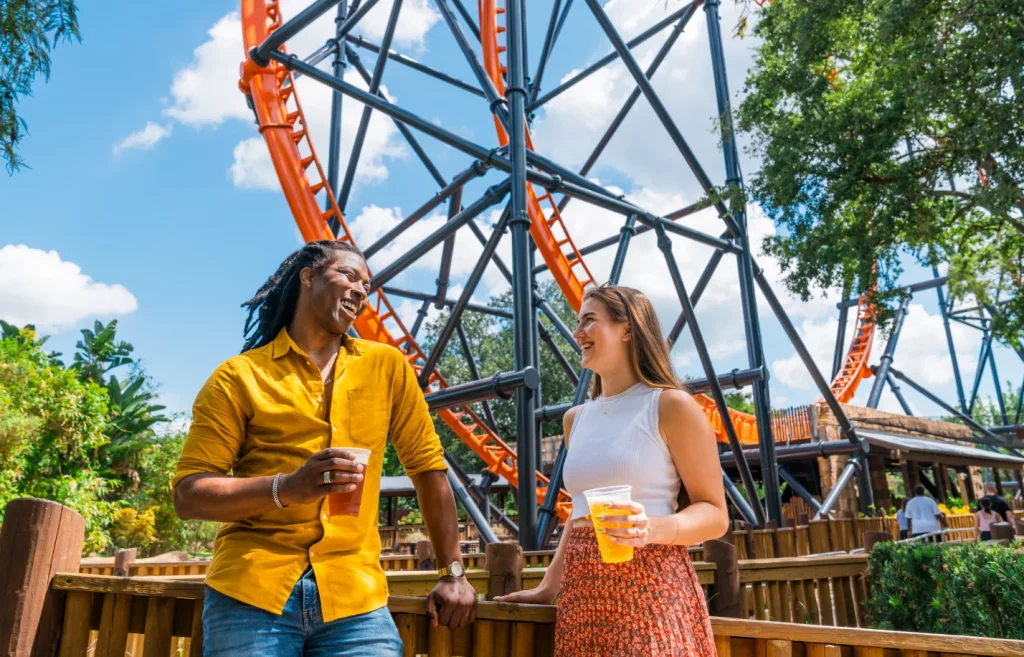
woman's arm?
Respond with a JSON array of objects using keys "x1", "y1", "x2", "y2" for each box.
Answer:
[
  {"x1": 975, "y1": 512, "x2": 981, "y2": 539},
  {"x1": 495, "y1": 406, "x2": 579, "y2": 604},
  {"x1": 601, "y1": 389, "x2": 729, "y2": 547}
]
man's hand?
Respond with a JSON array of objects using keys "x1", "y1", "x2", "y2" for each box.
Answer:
[
  {"x1": 279, "y1": 448, "x2": 365, "y2": 506},
  {"x1": 426, "y1": 578, "x2": 477, "y2": 629}
]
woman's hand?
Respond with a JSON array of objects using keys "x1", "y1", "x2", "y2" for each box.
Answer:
[
  {"x1": 278, "y1": 448, "x2": 365, "y2": 506},
  {"x1": 597, "y1": 501, "x2": 660, "y2": 547},
  {"x1": 495, "y1": 584, "x2": 558, "y2": 605}
]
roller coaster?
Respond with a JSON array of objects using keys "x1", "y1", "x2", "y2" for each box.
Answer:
[{"x1": 237, "y1": 0, "x2": 1023, "y2": 548}]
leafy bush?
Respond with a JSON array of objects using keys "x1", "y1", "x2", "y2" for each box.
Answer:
[{"x1": 867, "y1": 541, "x2": 1024, "y2": 638}]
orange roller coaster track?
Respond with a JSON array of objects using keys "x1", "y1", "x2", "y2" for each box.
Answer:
[
  {"x1": 239, "y1": 0, "x2": 573, "y2": 520},
  {"x1": 478, "y1": 0, "x2": 876, "y2": 444}
]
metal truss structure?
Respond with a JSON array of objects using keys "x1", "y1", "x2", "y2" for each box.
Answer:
[{"x1": 237, "y1": 0, "x2": 1023, "y2": 549}]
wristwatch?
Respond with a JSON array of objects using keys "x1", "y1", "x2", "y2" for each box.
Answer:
[{"x1": 438, "y1": 561, "x2": 466, "y2": 579}]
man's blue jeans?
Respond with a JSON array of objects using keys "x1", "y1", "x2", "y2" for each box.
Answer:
[{"x1": 202, "y1": 567, "x2": 403, "y2": 656}]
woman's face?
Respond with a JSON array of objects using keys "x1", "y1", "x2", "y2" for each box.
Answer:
[{"x1": 573, "y1": 296, "x2": 630, "y2": 376}]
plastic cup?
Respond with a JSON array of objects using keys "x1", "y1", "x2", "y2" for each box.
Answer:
[
  {"x1": 583, "y1": 485, "x2": 635, "y2": 564},
  {"x1": 328, "y1": 448, "x2": 372, "y2": 517}
]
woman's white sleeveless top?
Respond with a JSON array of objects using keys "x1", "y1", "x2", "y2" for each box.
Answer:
[{"x1": 562, "y1": 383, "x2": 681, "y2": 521}]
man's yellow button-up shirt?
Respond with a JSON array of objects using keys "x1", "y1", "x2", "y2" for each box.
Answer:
[{"x1": 173, "y1": 328, "x2": 447, "y2": 622}]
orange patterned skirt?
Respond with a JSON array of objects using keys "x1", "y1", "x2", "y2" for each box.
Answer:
[{"x1": 555, "y1": 527, "x2": 716, "y2": 656}]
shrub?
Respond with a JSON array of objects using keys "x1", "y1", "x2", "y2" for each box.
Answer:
[{"x1": 866, "y1": 541, "x2": 1024, "y2": 638}]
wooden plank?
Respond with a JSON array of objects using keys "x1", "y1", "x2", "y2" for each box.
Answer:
[
  {"x1": 752, "y1": 531, "x2": 777, "y2": 559},
  {"x1": 53, "y1": 574, "x2": 205, "y2": 599},
  {"x1": 767, "y1": 640, "x2": 794, "y2": 657},
  {"x1": 803, "y1": 580, "x2": 821, "y2": 626},
  {"x1": 817, "y1": 579, "x2": 835, "y2": 626},
  {"x1": 471, "y1": 619, "x2": 495, "y2": 657},
  {"x1": 452, "y1": 626, "x2": 472, "y2": 656},
  {"x1": 95, "y1": 593, "x2": 131, "y2": 656},
  {"x1": 840, "y1": 576, "x2": 860, "y2": 628},
  {"x1": 394, "y1": 613, "x2": 417, "y2": 657},
  {"x1": 768, "y1": 582, "x2": 783, "y2": 623},
  {"x1": 854, "y1": 648, "x2": 885, "y2": 657},
  {"x1": 709, "y1": 617, "x2": 1024, "y2": 655},
  {"x1": 494, "y1": 621, "x2": 511, "y2": 657},
  {"x1": 511, "y1": 622, "x2": 536, "y2": 657},
  {"x1": 807, "y1": 645, "x2": 844, "y2": 657},
  {"x1": 781, "y1": 581, "x2": 795, "y2": 624},
  {"x1": 743, "y1": 584, "x2": 756, "y2": 620},
  {"x1": 775, "y1": 529, "x2": 798, "y2": 558},
  {"x1": 188, "y1": 600, "x2": 203, "y2": 657},
  {"x1": 57, "y1": 591, "x2": 92, "y2": 657},
  {"x1": 808, "y1": 521, "x2": 832, "y2": 555},
  {"x1": 427, "y1": 623, "x2": 453, "y2": 657},
  {"x1": 717, "y1": 636, "x2": 734, "y2": 657},
  {"x1": 388, "y1": 597, "x2": 557, "y2": 624},
  {"x1": 833, "y1": 578, "x2": 851, "y2": 628},
  {"x1": 734, "y1": 531, "x2": 750, "y2": 560},
  {"x1": 796, "y1": 526, "x2": 812, "y2": 556},
  {"x1": 753, "y1": 584, "x2": 769, "y2": 621},
  {"x1": 142, "y1": 596, "x2": 176, "y2": 657},
  {"x1": 739, "y1": 563, "x2": 867, "y2": 583}
]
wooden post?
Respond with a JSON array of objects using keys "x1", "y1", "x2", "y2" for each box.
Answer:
[
  {"x1": 991, "y1": 522, "x2": 1014, "y2": 541},
  {"x1": 415, "y1": 540, "x2": 435, "y2": 570},
  {"x1": 994, "y1": 468, "x2": 1003, "y2": 496},
  {"x1": 703, "y1": 539, "x2": 741, "y2": 618},
  {"x1": 0, "y1": 498, "x2": 86, "y2": 657},
  {"x1": 484, "y1": 542, "x2": 522, "y2": 601},
  {"x1": 112, "y1": 548, "x2": 137, "y2": 577},
  {"x1": 862, "y1": 531, "x2": 892, "y2": 553},
  {"x1": 933, "y1": 464, "x2": 947, "y2": 503},
  {"x1": 798, "y1": 512, "x2": 809, "y2": 526}
]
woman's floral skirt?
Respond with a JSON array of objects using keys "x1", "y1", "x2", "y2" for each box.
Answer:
[{"x1": 555, "y1": 527, "x2": 717, "y2": 656}]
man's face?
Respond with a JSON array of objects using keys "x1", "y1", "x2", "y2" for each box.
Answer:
[{"x1": 304, "y1": 250, "x2": 370, "y2": 335}]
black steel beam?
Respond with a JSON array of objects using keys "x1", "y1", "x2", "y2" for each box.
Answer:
[
  {"x1": 968, "y1": 333, "x2": 993, "y2": 415},
  {"x1": 337, "y1": 0, "x2": 404, "y2": 212},
  {"x1": 867, "y1": 296, "x2": 911, "y2": 408},
  {"x1": 424, "y1": 366, "x2": 539, "y2": 412},
  {"x1": 555, "y1": 5, "x2": 696, "y2": 216},
  {"x1": 345, "y1": 34, "x2": 485, "y2": 97},
  {"x1": 886, "y1": 372, "x2": 914, "y2": 416},
  {"x1": 369, "y1": 179, "x2": 511, "y2": 290},
  {"x1": 363, "y1": 161, "x2": 488, "y2": 259},
  {"x1": 435, "y1": 186, "x2": 463, "y2": 307},
  {"x1": 752, "y1": 263, "x2": 860, "y2": 444},
  {"x1": 418, "y1": 210, "x2": 510, "y2": 387},
  {"x1": 324, "y1": 1, "x2": 349, "y2": 225},
  {"x1": 455, "y1": 321, "x2": 499, "y2": 433},
  {"x1": 722, "y1": 474, "x2": 759, "y2": 526},
  {"x1": 528, "y1": 2, "x2": 696, "y2": 111},
  {"x1": 836, "y1": 276, "x2": 950, "y2": 310},
  {"x1": 667, "y1": 245, "x2": 727, "y2": 347},
  {"x1": 408, "y1": 298, "x2": 431, "y2": 345},
  {"x1": 719, "y1": 438, "x2": 861, "y2": 467},
  {"x1": 778, "y1": 467, "x2": 823, "y2": 513},
  {"x1": 654, "y1": 221, "x2": 765, "y2": 526},
  {"x1": 252, "y1": 0, "x2": 344, "y2": 66},
  {"x1": 832, "y1": 284, "x2": 851, "y2": 381},
  {"x1": 988, "y1": 341, "x2": 1010, "y2": 426},
  {"x1": 434, "y1": 0, "x2": 509, "y2": 127},
  {"x1": 270, "y1": 50, "x2": 742, "y2": 255},
  {"x1": 934, "y1": 266, "x2": 968, "y2": 412},
  {"x1": 816, "y1": 455, "x2": 863, "y2": 518},
  {"x1": 529, "y1": 0, "x2": 563, "y2": 108},
  {"x1": 444, "y1": 459, "x2": 500, "y2": 544},
  {"x1": 383, "y1": 285, "x2": 510, "y2": 320},
  {"x1": 450, "y1": 0, "x2": 481, "y2": 42}
]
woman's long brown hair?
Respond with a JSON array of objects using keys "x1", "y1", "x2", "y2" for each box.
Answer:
[{"x1": 583, "y1": 283, "x2": 684, "y2": 398}]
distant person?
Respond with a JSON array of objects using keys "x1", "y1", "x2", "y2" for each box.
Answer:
[
  {"x1": 495, "y1": 284, "x2": 729, "y2": 657},
  {"x1": 172, "y1": 240, "x2": 475, "y2": 657},
  {"x1": 906, "y1": 485, "x2": 944, "y2": 542},
  {"x1": 975, "y1": 498, "x2": 999, "y2": 541},
  {"x1": 896, "y1": 499, "x2": 909, "y2": 540},
  {"x1": 977, "y1": 482, "x2": 1015, "y2": 524}
]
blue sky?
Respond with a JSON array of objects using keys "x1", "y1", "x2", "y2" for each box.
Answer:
[{"x1": 1, "y1": 0, "x2": 1020, "y2": 427}]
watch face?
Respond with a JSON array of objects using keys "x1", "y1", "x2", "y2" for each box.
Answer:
[{"x1": 449, "y1": 562, "x2": 465, "y2": 577}]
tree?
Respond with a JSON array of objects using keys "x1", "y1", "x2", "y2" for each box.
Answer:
[
  {"x1": 737, "y1": 0, "x2": 1024, "y2": 344},
  {"x1": 1, "y1": 1, "x2": 80, "y2": 172}
]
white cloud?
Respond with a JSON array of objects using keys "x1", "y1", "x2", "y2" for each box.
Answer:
[
  {"x1": 158, "y1": 0, "x2": 440, "y2": 190},
  {"x1": 112, "y1": 122, "x2": 172, "y2": 155},
  {"x1": 0, "y1": 245, "x2": 138, "y2": 333}
]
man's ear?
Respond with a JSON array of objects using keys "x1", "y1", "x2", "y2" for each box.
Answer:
[{"x1": 299, "y1": 266, "x2": 314, "y2": 288}]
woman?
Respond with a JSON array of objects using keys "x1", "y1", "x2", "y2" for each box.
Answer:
[
  {"x1": 498, "y1": 284, "x2": 729, "y2": 656},
  {"x1": 896, "y1": 499, "x2": 909, "y2": 540},
  {"x1": 976, "y1": 497, "x2": 998, "y2": 541}
]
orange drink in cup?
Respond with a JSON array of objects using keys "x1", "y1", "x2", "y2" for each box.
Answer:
[
  {"x1": 583, "y1": 485, "x2": 634, "y2": 564},
  {"x1": 328, "y1": 448, "x2": 371, "y2": 517}
]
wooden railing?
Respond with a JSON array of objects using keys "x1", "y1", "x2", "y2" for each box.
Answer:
[
  {"x1": 44, "y1": 574, "x2": 1024, "y2": 657},
  {"x1": 739, "y1": 554, "x2": 869, "y2": 627}
]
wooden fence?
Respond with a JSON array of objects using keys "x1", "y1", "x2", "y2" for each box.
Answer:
[
  {"x1": 5, "y1": 498, "x2": 1024, "y2": 657},
  {"x1": 39, "y1": 574, "x2": 1024, "y2": 657}
]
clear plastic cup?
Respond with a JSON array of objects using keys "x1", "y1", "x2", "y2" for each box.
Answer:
[
  {"x1": 583, "y1": 485, "x2": 634, "y2": 564},
  {"x1": 328, "y1": 448, "x2": 372, "y2": 517}
]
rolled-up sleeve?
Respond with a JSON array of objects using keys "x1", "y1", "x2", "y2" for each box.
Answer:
[
  {"x1": 389, "y1": 351, "x2": 447, "y2": 477},
  {"x1": 172, "y1": 360, "x2": 249, "y2": 487}
]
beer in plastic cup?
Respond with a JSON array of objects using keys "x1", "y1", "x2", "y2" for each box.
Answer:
[
  {"x1": 583, "y1": 485, "x2": 634, "y2": 564},
  {"x1": 328, "y1": 448, "x2": 372, "y2": 517}
]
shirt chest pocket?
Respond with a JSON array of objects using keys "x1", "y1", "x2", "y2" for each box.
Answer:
[{"x1": 347, "y1": 388, "x2": 391, "y2": 448}]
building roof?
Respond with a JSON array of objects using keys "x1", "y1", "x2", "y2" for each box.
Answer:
[
  {"x1": 380, "y1": 473, "x2": 512, "y2": 498},
  {"x1": 860, "y1": 429, "x2": 1024, "y2": 469}
]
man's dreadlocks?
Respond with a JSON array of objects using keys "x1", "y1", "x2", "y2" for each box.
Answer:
[{"x1": 241, "y1": 240, "x2": 364, "y2": 352}]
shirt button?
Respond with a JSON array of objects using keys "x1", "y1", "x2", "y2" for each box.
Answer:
[
  {"x1": 331, "y1": 426, "x2": 337, "y2": 432},
  {"x1": 310, "y1": 550, "x2": 315, "y2": 557},
  {"x1": 317, "y1": 396, "x2": 323, "y2": 403},
  {"x1": 322, "y1": 514, "x2": 328, "y2": 521}
]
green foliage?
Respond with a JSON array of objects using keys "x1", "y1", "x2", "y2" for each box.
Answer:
[
  {"x1": 738, "y1": 0, "x2": 1024, "y2": 345},
  {"x1": 0, "y1": 0, "x2": 81, "y2": 172},
  {"x1": 866, "y1": 541, "x2": 1024, "y2": 638}
]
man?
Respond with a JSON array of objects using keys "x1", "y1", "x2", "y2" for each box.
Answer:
[
  {"x1": 977, "y1": 481, "x2": 1016, "y2": 524},
  {"x1": 905, "y1": 484, "x2": 945, "y2": 542},
  {"x1": 173, "y1": 240, "x2": 476, "y2": 656}
]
